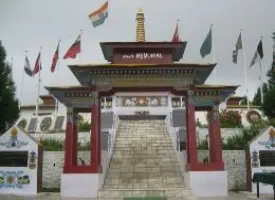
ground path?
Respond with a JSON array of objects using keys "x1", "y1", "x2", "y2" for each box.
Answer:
[{"x1": 0, "y1": 192, "x2": 273, "y2": 200}]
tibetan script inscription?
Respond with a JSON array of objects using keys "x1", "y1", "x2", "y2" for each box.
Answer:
[{"x1": 122, "y1": 53, "x2": 163, "y2": 60}]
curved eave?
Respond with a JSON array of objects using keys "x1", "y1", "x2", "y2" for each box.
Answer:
[
  {"x1": 100, "y1": 42, "x2": 187, "y2": 62},
  {"x1": 195, "y1": 84, "x2": 239, "y2": 101},
  {"x1": 227, "y1": 105, "x2": 261, "y2": 109},
  {"x1": 68, "y1": 63, "x2": 216, "y2": 85},
  {"x1": 20, "y1": 104, "x2": 56, "y2": 110}
]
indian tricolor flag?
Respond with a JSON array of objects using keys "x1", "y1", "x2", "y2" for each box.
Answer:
[{"x1": 88, "y1": 1, "x2": 108, "y2": 28}]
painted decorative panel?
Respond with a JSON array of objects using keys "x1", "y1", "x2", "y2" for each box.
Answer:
[
  {"x1": 116, "y1": 96, "x2": 168, "y2": 107},
  {"x1": 0, "y1": 126, "x2": 40, "y2": 195},
  {"x1": 258, "y1": 128, "x2": 275, "y2": 149},
  {"x1": 0, "y1": 170, "x2": 30, "y2": 189},
  {"x1": 0, "y1": 127, "x2": 28, "y2": 149},
  {"x1": 249, "y1": 126, "x2": 275, "y2": 194}
]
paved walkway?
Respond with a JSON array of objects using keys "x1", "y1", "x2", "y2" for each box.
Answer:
[{"x1": 0, "y1": 192, "x2": 273, "y2": 200}]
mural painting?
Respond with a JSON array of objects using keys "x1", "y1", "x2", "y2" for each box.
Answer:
[
  {"x1": 251, "y1": 150, "x2": 259, "y2": 168},
  {"x1": 28, "y1": 151, "x2": 37, "y2": 169},
  {"x1": 0, "y1": 127, "x2": 28, "y2": 149},
  {"x1": 0, "y1": 171, "x2": 30, "y2": 189},
  {"x1": 258, "y1": 128, "x2": 275, "y2": 149},
  {"x1": 116, "y1": 96, "x2": 168, "y2": 107}
]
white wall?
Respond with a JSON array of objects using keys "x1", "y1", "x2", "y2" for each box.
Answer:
[{"x1": 0, "y1": 126, "x2": 39, "y2": 195}]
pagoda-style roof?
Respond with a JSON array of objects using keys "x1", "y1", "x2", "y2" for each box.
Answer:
[
  {"x1": 100, "y1": 42, "x2": 187, "y2": 62},
  {"x1": 68, "y1": 62, "x2": 216, "y2": 86}
]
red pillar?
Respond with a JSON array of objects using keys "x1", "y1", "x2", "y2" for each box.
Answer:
[
  {"x1": 208, "y1": 111, "x2": 215, "y2": 161},
  {"x1": 71, "y1": 117, "x2": 78, "y2": 166},
  {"x1": 209, "y1": 105, "x2": 224, "y2": 169},
  {"x1": 90, "y1": 93, "x2": 102, "y2": 172},
  {"x1": 186, "y1": 90, "x2": 198, "y2": 170},
  {"x1": 64, "y1": 107, "x2": 77, "y2": 173}
]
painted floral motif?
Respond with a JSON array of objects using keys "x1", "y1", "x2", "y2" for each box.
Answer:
[
  {"x1": 246, "y1": 110, "x2": 262, "y2": 124},
  {"x1": 251, "y1": 150, "x2": 259, "y2": 168},
  {"x1": 0, "y1": 171, "x2": 30, "y2": 189},
  {"x1": 258, "y1": 128, "x2": 275, "y2": 149},
  {"x1": 0, "y1": 127, "x2": 28, "y2": 149},
  {"x1": 116, "y1": 96, "x2": 168, "y2": 107},
  {"x1": 7, "y1": 176, "x2": 14, "y2": 184},
  {"x1": 28, "y1": 151, "x2": 37, "y2": 169}
]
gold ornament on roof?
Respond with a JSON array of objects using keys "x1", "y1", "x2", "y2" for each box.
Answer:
[
  {"x1": 269, "y1": 128, "x2": 275, "y2": 137},
  {"x1": 136, "y1": 7, "x2": 145, "y2": 42},
  {"x1": 10, "y1": 127, "x2": 18, "y2": 137}
]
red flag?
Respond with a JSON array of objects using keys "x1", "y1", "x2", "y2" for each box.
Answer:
[
  {"x1": 32, "y1": 52, "x2": 42, "y2": 76},
  {"x1": 63, "y1": 35, "x2": 81, "y2": 59},
  {"x1": 171, "y1": 21, "x2": 181, "y2": 42},
  {"x1": 51, "y1": 42, "x2": 59, "y2": 72}
]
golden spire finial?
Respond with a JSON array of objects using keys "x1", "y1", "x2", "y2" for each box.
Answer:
[
  {"x1": 136, "y1": 7, "x2": 145, "y2": 42},
  {"x1": 138, "y1": 7, "x2": 143, "y2": 13}
]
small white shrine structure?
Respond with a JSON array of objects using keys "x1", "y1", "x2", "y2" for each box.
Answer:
[
  {"x1": 0, "y1": 126, "x2": 42, "y2": 195},
  {"x1": 248, "y1": 126, "x2": 275, "y2": 194}
]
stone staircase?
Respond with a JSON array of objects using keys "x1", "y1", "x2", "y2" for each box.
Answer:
[{"x1": 97, "y1": 119, "x2": 195, "y2": 200}]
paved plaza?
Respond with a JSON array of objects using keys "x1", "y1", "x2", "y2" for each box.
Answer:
[{"x1": 0, "y1": 192, "x2": 273, "y2": 200}]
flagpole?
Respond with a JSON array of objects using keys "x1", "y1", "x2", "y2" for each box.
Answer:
[
  {"x1": 240, "y1": 30, "x2": 250, "y2": 109},
  {"x1": 20, "y1": 51, "x2": 27, "y2": 110},
  {"x1": 54, "y1": 40, "x2": 60, "y2": 116},
  {"x1": 259, "y1": 55, "x2": 264, "y2": 104},
  {"x1": 211, "y1": 24, "x2": 216, "y2": 81},
  {"x1": 35, "y1": 47, "x2": 42, "y2": 117},
  {"x1": 79, "y1": 29, "x2": 82, "y2": 64}
]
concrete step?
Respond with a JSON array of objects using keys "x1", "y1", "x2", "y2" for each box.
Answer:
[
  {"x1": 113, "y1": 147, "x2": 175, "y2": 151},
  {"x1": 105, "y1": 171, "x2": 183, "y2": 179},
  {"x1": 97, "y1": 188, "x2": 194, "y2": 199},
  {"x1": 107, "y1": 166, "x2": 182, "y2": 173},
  {"x1": 109, "y1": 159, "x2": 180, "y2": 164},
  {"x1": 109, "y1": 162, "x2": 180, "y2": 168},
  {"x1": 112, "y1": 152, "x2": 176, "y2": 157},
  {"x1": 114, "y1": 144, "x2": 174, "y2": 151},
  {"x1": 103, "y1": 181, "x2": 185, "y2": 189},
  {"x1": 111, "y1": 157, "x2": 178, "y2": 162}
]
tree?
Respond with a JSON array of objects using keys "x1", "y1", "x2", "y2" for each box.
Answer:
[
  {"x1": 240, "y1": 96, "x2": 250, "y2": 106},
  {"x1": 252, "y1": 83, "x2": 269, "y2": 106},
  {"x1": 262, "y1": 85, "x2": 275, "y2": 118},
  {"x1": 0, "y1": 41, "x2": 19, "y2": 134},
  {"x1": 268, "y1": 32, "x2": 275, "y2": 86}
]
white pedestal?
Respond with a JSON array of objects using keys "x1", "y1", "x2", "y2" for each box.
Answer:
[
  {"x1": 61, "y1": 173, "x2": 101, "y2": 198},
  {"x1": 185, "y1": 171, "x2": 228, "y2": 198}
]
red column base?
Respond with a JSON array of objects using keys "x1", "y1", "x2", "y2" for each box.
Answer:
[
  {"x1": 63, "y1": 165, "x2": 102, "y2": 174},
  {"x1": 186, "y1": 162, "x2": 224, "y2": 171}
]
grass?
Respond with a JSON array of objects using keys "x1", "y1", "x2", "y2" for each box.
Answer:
[
  {"x1": 123, "y1": 197, "x2": 167, "y2": 200},
  {"x1": 41, "y1": 188, "x2": 60, "y2": 192},
  {"x1": 40, "y1": 139, "x2": 91, "y2": 151}
]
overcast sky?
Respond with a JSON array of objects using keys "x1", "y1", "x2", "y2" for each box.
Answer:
[{"x1": 0, "y1": 0, "x2": 275, "y2": 105}]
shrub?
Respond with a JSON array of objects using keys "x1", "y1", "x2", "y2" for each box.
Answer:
[
  {"x1": 78, "y1": 121, "x2": 91, "y2": 132},
  {"x1": 18, "y1": 119, "x2": 27, "y2": 130},
  {"x1": 269, "y1": 118, "x2": 275, "y2": 127},
  {"x1": 77, "y1": 141, "x2": 91, "y2": 151},
  {"x1": 197, "y1": 139, "x2": 208, "y2": 150},
  {"x1": 223, "y1": 125, "x2": 261, "y2": 150},
  {"x1": 40, "y1": 139, "x2": 64, "y2": 151},
  {"x1": 219, "y1": 110, "x2": 242, "y2": 128}
]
